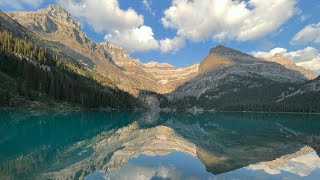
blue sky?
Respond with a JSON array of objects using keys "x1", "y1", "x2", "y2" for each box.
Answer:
[{"x1": 1, "y1": 0, "x2": 320, "y2": 71}]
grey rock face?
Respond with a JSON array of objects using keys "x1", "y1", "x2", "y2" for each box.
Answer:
[
  {"x1": 138, "y1": 91, "x2": 161, "y2": 110},
  {"x1": 284, "y1": 76, "x2": 320, "y2": 98},
  {"x1": 7, "y1": 5, "x2": 81, "y2": 34}
]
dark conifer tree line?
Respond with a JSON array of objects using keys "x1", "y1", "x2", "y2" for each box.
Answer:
[{"x1": 0, "y1": 30, "x2": 140, "y2": 109}]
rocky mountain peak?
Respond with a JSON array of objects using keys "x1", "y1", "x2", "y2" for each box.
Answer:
[
  {"x1": 7, "y1": 5, "x2": 81, "y2": 34},
  {"x1": 199, "y1": 45, "x2": 263, "y2": 74},
  {"x1": 210, "y1": 45, "x2": 262, "y2": 62},
  {"x1": 39, "y1": 5, "x2": 81, "y2": 30},
  {"x1": 6, "y1": 5, "x2": 94, "y2": 49},
  {"x1": 210, "y1": 45, "x2": 248, "y2": 57},
  {"x1": 46, "y1": 5, "x2": 69, "y2": 15}
]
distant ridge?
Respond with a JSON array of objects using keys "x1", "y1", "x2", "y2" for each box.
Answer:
[{"x1": 263, "y1": 54, "x2": 318, "y2": 80}]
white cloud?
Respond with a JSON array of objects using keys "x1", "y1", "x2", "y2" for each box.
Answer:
[
  {"x1": 105, "y1": 26, "x2": 159, "y2": 52},
  {"x1": 253, "y1": 48, "x2": 288, "y2": 59},
  {"x1": 285, "y1": 47, "x2": 319, "y2": 63},
  {"x1": 160, "y1": 36, "x2": 185, "y2": 53},
  {"x1": 286, "y1": 47, "x2": 320, "y2": 72},
  {"x1": 142, "y1": 0, "x2": 155, "y2": 16},
  {"x1": 161, "y1": 0, "x2": 297, "y2": 52},
  {"x1": 0, "y1": 0, "x2": 44, "y2": 9},
  {"x1": 299, "y1": 14, "x2": 311, "y2": 22},
  {"x1": 58, "y1": 0, "x2": 143, "y2": 32},
  {"x1": 85, "y1": 164, "x2": 183, "y2": 180},
  {"x1": 253, "y1": 47, "x2": 320, "y2": 72},
  {"x1": 297, "y1": 58, "x2": 320, "y2": 72},
  {"x1": 247, "y1": 152, "x2": 320, "y2": 177},
  {"x1": 291, "y1": 22, "x2": 320, "y2": 44},
  {"x1": 58, "y1": 0, "x2": 159, "y2": 52}
]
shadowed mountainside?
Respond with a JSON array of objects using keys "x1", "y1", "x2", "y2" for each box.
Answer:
[{"x1": 0, "y1": 10, "x2": 140, "y2": 109}]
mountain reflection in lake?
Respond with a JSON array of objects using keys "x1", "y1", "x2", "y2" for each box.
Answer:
[{"x1": 0, "y1": 110, "x2": 320, "y2": 180}]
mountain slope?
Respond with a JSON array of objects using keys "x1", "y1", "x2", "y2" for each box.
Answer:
[
  {"x1": 284, "y1": 76, "x2": 320, "y2": 98},
  {"x1": 264, "y1": 53, "x2": 318, "y2": 80},
  {"x1": 163, "y1": 45, "x2": 308, "y2": 111},
  {"x1": 7, "y1": 5, "x2": 199, "y2": 95},
  {"x1": 7, "y1": 5, "x2": 141, "y2": 93},
  {"x1": 0, "y1": 10, "x2": 140, "y2": 109},
  {"x1": 276, "y1": 76, "x2": 320, "y2": 112},
  {"x1": 4, "y1": 6, "x2": 319, "y2": 112}
]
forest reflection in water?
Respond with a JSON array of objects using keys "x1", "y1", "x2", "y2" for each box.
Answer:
[{"x1": 0, "y1": 110, "x2": 319, "y2": 179}]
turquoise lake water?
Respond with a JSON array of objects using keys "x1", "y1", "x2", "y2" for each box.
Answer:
[{"x1": 0, "y1": 110, "x2": 320, "y2": 179}]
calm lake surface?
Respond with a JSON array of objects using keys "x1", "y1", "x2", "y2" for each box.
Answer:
[{"x1": 0, "y1": 110, "x2": 320, "y2": 180}]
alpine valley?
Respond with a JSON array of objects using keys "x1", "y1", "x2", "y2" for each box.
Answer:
[{"x1": 0, "y1": 5, "x2": 319, "y2": 112}]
